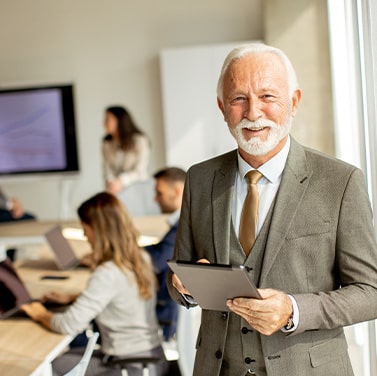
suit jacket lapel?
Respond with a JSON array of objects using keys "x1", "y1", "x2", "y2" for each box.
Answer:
[
  {"x1": 259, "y1": 138, "x2": 313, "y2": 285},
  {"x1": 212, "y1": 151, "x2": 238, "y2": 264}
]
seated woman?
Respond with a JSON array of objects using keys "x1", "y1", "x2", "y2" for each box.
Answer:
[{"x1": 21, "y1": 192, "x2": 166, "y2": 376}]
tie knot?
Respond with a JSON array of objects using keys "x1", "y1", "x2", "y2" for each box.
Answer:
[{"x1": 245, "y1": 170, "x2": 263, "y2": 185}]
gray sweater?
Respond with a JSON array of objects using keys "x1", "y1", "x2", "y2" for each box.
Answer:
[{"x1": 51, "y1": 260, "x2": 161, "y2": 356}]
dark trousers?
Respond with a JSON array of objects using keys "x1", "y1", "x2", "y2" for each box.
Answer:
[{"x1": 0, "y1": 209, "x2": 36, "y2": 223}]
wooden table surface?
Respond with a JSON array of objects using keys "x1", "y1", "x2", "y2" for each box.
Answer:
[
  {"x1": 0, "y1": 320, "x2": 73, "y2": 376},
  {"x1": 0, "y1": 214, "x2": 169, "y2": 375}
]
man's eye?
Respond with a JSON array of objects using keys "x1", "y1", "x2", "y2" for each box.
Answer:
[
  {"x1": 230, "y1": 97, "x2": 246, "y2": 105},
  {"x1": 261, "y1": 94, "x2": 274, "y2": 100}
]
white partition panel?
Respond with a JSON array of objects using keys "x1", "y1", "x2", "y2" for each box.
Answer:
[{"x1": 159, "y1": 42, "x2": 257, "y2": 169}]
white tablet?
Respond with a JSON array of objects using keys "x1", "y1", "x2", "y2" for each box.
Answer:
[{"x1": 167, "y1": 260, "x2": 262, "y2": 311}]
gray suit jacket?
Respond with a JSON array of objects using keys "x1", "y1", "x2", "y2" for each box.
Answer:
[{"x1": 167, "y1": 138, "x2": 377, "y2": 376}]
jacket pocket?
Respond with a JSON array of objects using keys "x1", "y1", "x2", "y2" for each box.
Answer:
[
  {"x1": 286, "y1": 221, "x2": 330, "y2": 240},
  {"x1": 309, "y1": 336, "x2": 348, "y2": 367}
]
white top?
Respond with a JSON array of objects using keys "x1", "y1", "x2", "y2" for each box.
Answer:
[
  {"x1": 51, "y1": 259, "x2": 161, "y2": 356},
  {"x1": 102, "y1": 133, "x2": 150, "y2": 188}
]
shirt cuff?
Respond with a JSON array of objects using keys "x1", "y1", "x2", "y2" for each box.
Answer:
[
  {"x1": 5, "y1": 199, "x2": 13, "y2": 210},
  {"x1": 281, "y1": 294, "x2": 299, "y2": 333}
]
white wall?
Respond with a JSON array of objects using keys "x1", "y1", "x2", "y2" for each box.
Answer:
[
  {"x1": 160, "y1": 42, "x2": 247, "y2": 170},
  {"x1": 0, "y1": 0, "x2": 263, "y2": 220},
  {"x1": 327, "y1": 1, "x2": 377, "y2": 374}
]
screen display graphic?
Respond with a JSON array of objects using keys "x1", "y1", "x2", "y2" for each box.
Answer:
[{"x1": 0, "y1": 84, "x2": 79, "y2": 176}]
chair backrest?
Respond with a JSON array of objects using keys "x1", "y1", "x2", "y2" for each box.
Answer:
[
  {"x1": 64, "y1": 332, "x2": 100, "y2": 376},
  {"x1": 116, "y1": 179, "x2": 160, "y2": 216}
]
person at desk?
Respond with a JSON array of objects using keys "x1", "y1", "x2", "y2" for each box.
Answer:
[
  {"x1": 22, "y1": 192, "x2": 166, "y2": 376},
  {"x1": 167, "y1": 43, "x2": 377, "y2": 376},
  {"x1": 102, "y1": 105, "x2": 151, "y2": 195},
  {"x1": 0, "y1": 187, "x2": 36, "y2": 223},
  {"x1": 145, "y1": 167, "x2": 186, "y2": 341}
]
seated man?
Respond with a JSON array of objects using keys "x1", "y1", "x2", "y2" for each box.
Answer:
[
  {"x1": 0, "y1": 188, "x2": 36, "y2": 261},
  {"x1": 145, "y1": 167, "x2": 186, "y2": 341},
  {"x1": 0, "y1": 188, "x2": 36, "y2": 223}
]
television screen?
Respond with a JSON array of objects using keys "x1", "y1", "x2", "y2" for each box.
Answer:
[{"x1": 0, "y1": 84, "x2": 79, "y2": 176}]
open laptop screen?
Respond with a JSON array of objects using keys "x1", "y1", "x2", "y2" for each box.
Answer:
[
  {"x1": 0, "y1": 258, "x2": 31, "y2": 318},
  {"x1": 44, "y1": 226, "x2": 80, "y2": 270}
]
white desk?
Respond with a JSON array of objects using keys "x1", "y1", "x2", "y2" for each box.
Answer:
[{"x1": 0, "y1": 215, "x2": 169, "y2": 248}]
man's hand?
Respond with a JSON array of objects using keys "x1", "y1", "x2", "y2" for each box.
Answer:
[
  {"x1": 10, "y1": 198, "x2": 24, "y2": 218},
  {"x1": 172, "y1": 258, "x2": 210, "y2": 296},
  {"x1": 226, "y1": 288, "x2": 293, "y2": 336},
  {"x1": 172, "y1": 273, "x2": 191, "y2": 295}
]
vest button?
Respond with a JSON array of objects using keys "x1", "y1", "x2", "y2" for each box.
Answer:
[
  {"x1": 247, "y1": 370, "x2": 256, "y2": 375},
  {"x1": 244, "y1": 357, "x2": 255, "y2": 364},
  {"x1": 241, "y1": 326, "x2": 253, "y2": 334},
  {"x1": 215, "y1": 350, "x2": 222, "y2": 359},
  {"x1": 221, "y1": 312, "x2": 228, "y2": 320}
]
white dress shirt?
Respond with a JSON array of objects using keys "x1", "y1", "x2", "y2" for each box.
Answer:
[
  {"x1": 232, "y1": 137, "x2": 290, "y2": 237},
  {"x1": 231, "y1": 136, "x2": 299, "y2": 331}
]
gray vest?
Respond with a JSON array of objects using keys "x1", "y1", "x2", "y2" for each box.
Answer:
[{"x1": 220, "y1": 204, "x2": 275, "y2": 376}]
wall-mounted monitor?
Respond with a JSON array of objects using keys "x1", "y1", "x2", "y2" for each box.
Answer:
[{"x1": 0, "y1": 84, "x2": 79, "y2": 177}]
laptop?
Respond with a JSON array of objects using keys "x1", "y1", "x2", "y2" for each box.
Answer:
[
  {"x1": 0, "y1": 258, "x2": 70, "y2": 320},
  {"x1": 0, "y1": 258, "x2": 32, "y2": 319},
  {"x1": 44, "y1": 225, "x2": 81, "y2": 270}
]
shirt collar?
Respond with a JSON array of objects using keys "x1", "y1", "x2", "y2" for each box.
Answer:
[
  {"x1": 167, "y1": 209, "x2": 181, "y2": 226},
  {"x1": 237, "y1": 136, "x2": 290, "y2": 183}
]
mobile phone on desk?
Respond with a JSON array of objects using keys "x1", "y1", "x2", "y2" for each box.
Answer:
[{"x1": 40, "y1": 275, "x2": 69, "y2": 280}]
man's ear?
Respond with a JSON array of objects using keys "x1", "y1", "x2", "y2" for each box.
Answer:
[
  {"x1": 217, "y1": 97, "x2": 226, "y2": 121},
  {"x1": 291, "y1": 89, "x2": 302, "y2": 117}
]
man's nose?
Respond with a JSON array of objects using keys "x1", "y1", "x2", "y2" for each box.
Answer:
[{"x1": 244, "y1": 98, "x2": 263, "y2": 122}]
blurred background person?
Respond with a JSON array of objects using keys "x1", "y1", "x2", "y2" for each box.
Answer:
[
  {"x1": 0, "y1": 187, "x2": 36, "y2": 223},
  {"x1": 102, "y1": 105, "x2": 151, "y2": 195},
  {"x1": 145, "y1": 167, "x2": 186, "y2": 342},
  {"x1": 22, "y1": 192, "x2": 167, "y2": 376},
  {"x1": 0, "y1": 187, "x2": 37, "y2": 262}
]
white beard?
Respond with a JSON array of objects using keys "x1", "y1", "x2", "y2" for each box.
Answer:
[{"x1": 228, "y1": 116, "x2": 292, "y2": 156}]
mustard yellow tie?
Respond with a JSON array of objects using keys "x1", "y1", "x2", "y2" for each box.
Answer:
[{"x1": 239, "y1": 170, "x2": 263, "y2": 255}]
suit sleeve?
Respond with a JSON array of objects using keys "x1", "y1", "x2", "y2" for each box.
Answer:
[
  {"x1": 167, "y1": 171, "x2": 196, "y2": 305},
  {"x1": 292, "y1": 168, "x2": 377, "y2": 334}
]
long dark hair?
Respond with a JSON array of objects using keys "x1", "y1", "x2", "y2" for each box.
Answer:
[
  {"x1": 77, "y1": 192, "x2": 154, "y2": 299},
  {"x1": 103, "y1": 106, "x2": 145, "y2": 151}
]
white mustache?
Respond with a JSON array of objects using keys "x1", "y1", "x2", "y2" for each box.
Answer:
[{"x1": 239, "y1": 118, "x2": 278, "y2": 131}]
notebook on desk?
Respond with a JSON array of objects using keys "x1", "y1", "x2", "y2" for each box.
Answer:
[
  {"x1": 0, "y1": 258, "x2": 69, "y2": 320},
  {"x1": 44, "y1": 226, "x2": 82, "y2": 270}
]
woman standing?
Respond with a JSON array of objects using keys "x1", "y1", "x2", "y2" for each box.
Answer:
[
  {"x1": 22, "y1": 192, "x2": 166, "y2": 375},
  {"x1": 103, "y1": 106, "x2": 150, "y2": 194}
]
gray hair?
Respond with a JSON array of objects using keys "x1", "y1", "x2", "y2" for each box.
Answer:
[{"x1": 216, "y1": 43, "x2": 299, "y2": 101}]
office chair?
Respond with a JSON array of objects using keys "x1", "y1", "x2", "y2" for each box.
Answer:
[
  {"x1": 63, "y1": 332, "x2": 100, "y2": 376},
  {"x1": 104, "y1": 354, "x2": 165, "y2": 376}
]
